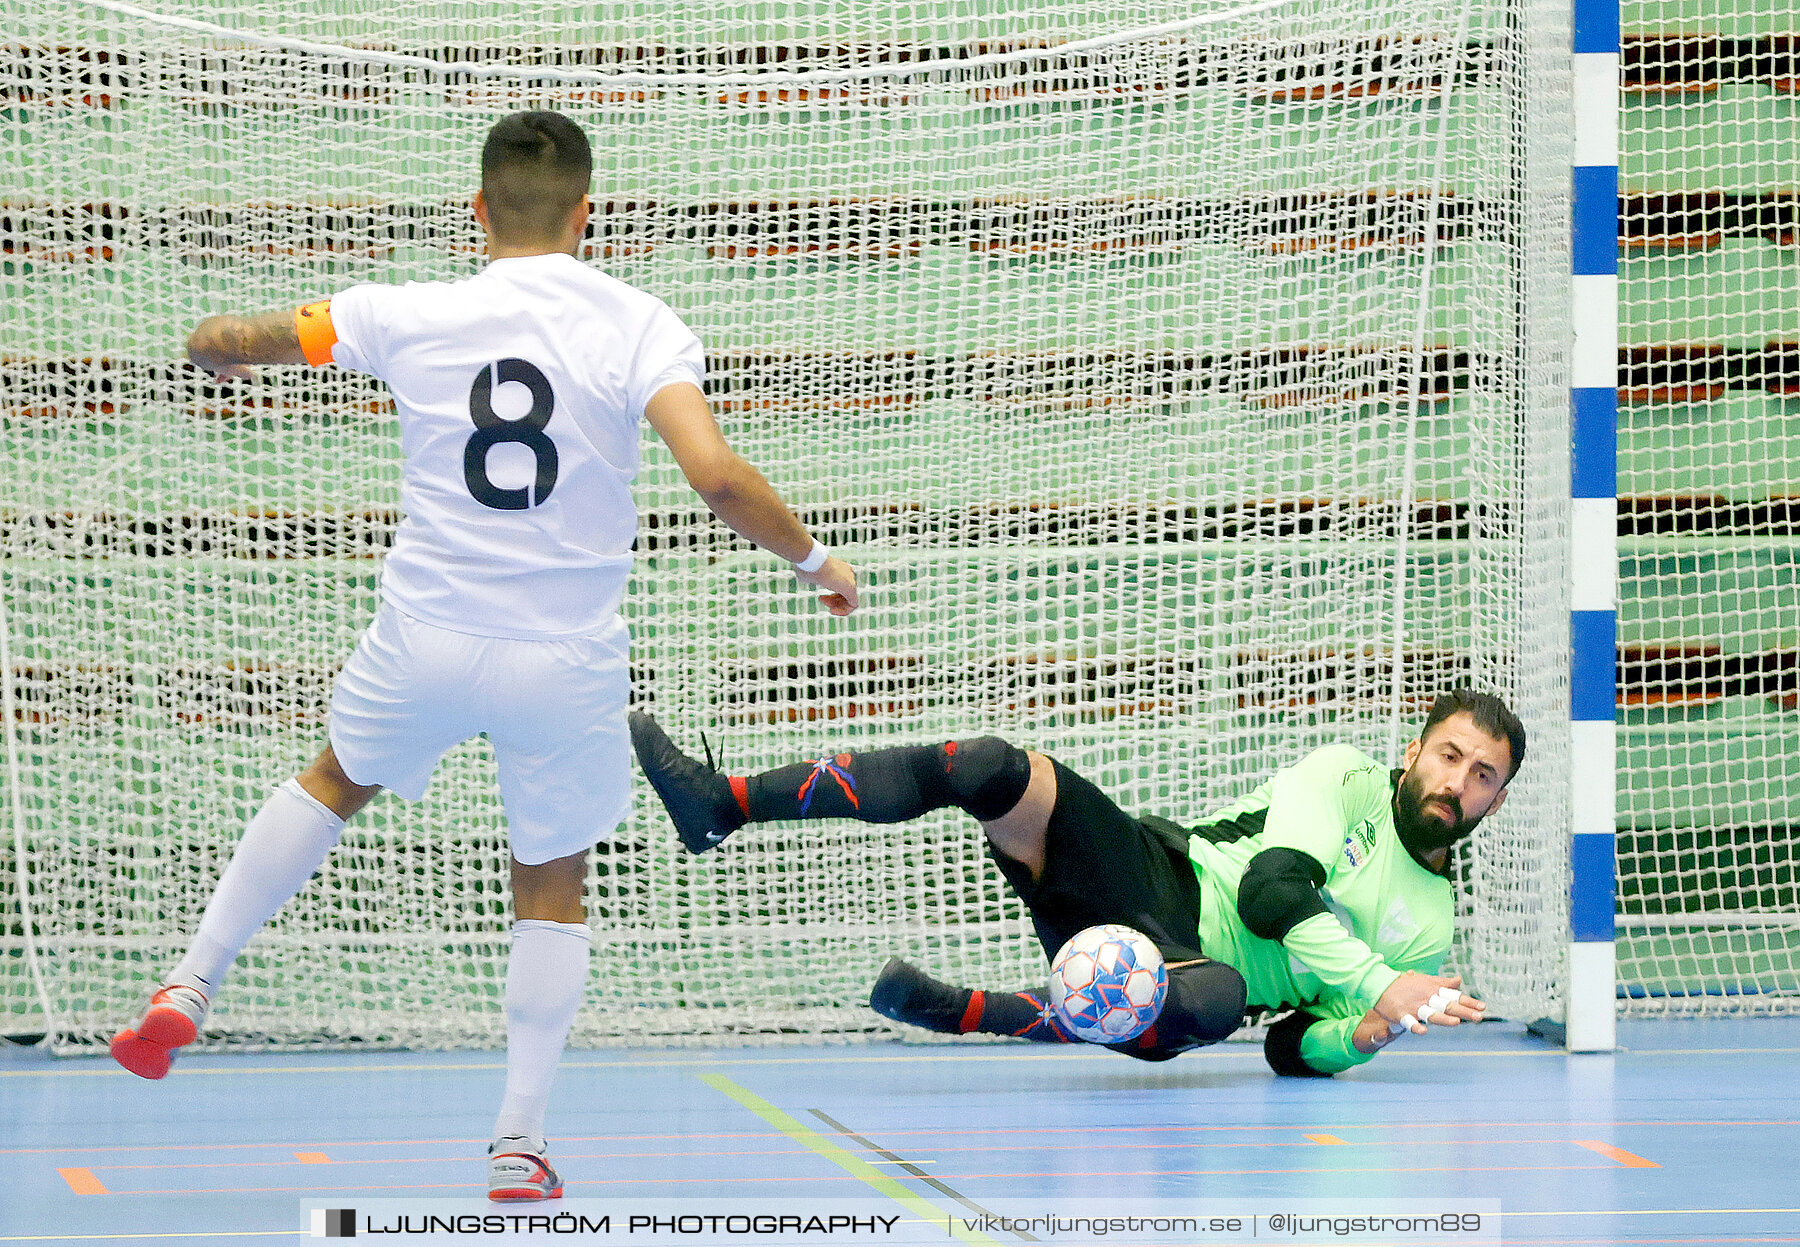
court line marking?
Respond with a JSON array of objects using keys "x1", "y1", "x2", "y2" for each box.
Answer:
[
  {"x1": 807, "y1": 1109, "x2": 1024, "y2": 1241},
  {"x1": 10, "y1": 1119, "x2": 1794, "y2": 1157},
  {"x1": 4, "y1": 1049, "x2": 1253, "y2": 1077},
  {"x1": 86, "y1": 1181, "x2": 507, "y2": 1195},
  {"x1": 36, "y1": 1135, "x2": 1693, "y2": 1174},
  {"x1": 696, "y1": 1073, "x2": 1001, "y2": 1247},
  {"x1": 1574, "y1": 1140, "x2": 1660, "y2": 1168},
  {"x1": 63, "y1": 1148, "x2": 810, "y2": 1172},
  {"x1": 56, "y1": 1168, "x2": 107, "y2": 1194},
  {"x1": 11, "y1": 1042, "x2": 1799, "y2": 1078},
  {"x1": 86, "y1": 1162, "x2": 1629, "y2": 1194},
  {"x1": 885, "y1": 1163, "x2": 1624, "y2": 1180}
]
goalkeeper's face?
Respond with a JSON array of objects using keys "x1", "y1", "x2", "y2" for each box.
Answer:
[{"x1": 1393, "y1": 711, "x2": 1513, "y2": 856}]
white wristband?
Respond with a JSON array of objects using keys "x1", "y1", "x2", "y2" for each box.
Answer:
[{"x1": 794, "y1": 539, "x2": 829, "y2": 574}]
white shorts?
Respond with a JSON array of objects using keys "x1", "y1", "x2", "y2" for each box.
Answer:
[{"x1": 328, "y1": 604, "x2": 632, "y2": 865}]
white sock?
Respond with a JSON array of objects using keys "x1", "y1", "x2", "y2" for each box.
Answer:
[
  {"x1": 168, "y1": 778, "x2": 346, "y2": 995},
  {"x1": 493, "y1": 919, "x2": 592, "y2": 1147}
]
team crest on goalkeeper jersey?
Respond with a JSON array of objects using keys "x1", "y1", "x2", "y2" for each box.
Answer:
[{"x1": 1342, "y1": 816, "x2": 1377, "y2": 868}]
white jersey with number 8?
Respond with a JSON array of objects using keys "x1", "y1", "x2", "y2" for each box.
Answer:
[{"x1": 303, "y1": 251, "x2": 704, "y2": 640}]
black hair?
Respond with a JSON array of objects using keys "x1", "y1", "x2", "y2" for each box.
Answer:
[
  {"x1": 1421, "y1": 687, "x2": 1526, "y2": 782},
  {"x1": 479, "y1": 111, "x2": 592, "y2": 242}
]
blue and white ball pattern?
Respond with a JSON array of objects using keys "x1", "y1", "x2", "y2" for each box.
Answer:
[{"x1": 1047, "y1": 924, "x2": 1168, "y2": 1042}]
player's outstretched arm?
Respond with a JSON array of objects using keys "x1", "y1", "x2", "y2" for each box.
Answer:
[
  {"x1": 187, "y1": 308, "x2": 309, "y2": 380},
  {"x1": 645, "y1": 381, "x2": 859, "y2": 615}
]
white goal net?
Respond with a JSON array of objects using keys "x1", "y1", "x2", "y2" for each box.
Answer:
[
  {"x1": 1614, "y1": 0, "x2": 1800, "y2": 1014},
  {"x1": 2, "y1": 0, "x2": 1571, "y2": 1049}
]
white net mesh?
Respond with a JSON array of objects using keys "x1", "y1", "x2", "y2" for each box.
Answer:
[
  {"x1": 1617, "y1": 0, "x2": 1800, "y2": 1014},
  {"x1": 2, "y1": 0, "x2": 1570, "y2": 1050}
]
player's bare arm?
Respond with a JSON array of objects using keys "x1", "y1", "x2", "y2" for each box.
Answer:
[
  {"x1": 644, "y1": 380, "x2": 860, "y2": 614},
  {"x1": 186, "y1": 307, "x2": 309, "y2": 380}
]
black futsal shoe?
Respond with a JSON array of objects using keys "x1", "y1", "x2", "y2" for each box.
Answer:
[
  {"x1": 629, "y1": 712, "x2": 746, "y2": 854},
  {"x1": 869, "y1": 957, "x2": 974, "y2": 1034}
]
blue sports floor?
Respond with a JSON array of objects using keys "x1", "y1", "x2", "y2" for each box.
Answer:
[{"x1": 3, "y1": 1020, "x2": 1798, "y2": 1245}]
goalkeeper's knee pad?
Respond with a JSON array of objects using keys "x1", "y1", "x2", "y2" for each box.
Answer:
[
  {"x1": 1110, "y1": 959, "x2": 1249, "y2": 1061},
  {"x1": 939, "y1": 736, "x2": 1033, "y2": 822},
  {"x1": 1160, "y1": 959, "x2": 1248, "y2": 1047},
  {"x1": 785, "y1": 736, "x2": 1031, "y2": 824}
]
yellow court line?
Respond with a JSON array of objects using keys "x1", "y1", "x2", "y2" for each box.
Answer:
[
  {"x1": 696, "y1": 1072, "x2": 1001, "y2": 1247},
  {"x1": 1303, "y1": 1133, "x2": 1349, "y2": 1145}
]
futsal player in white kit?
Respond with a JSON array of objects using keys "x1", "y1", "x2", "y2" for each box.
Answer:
[{"x1": 110, "y1": 111, "x2": 860, "y2": 1201}]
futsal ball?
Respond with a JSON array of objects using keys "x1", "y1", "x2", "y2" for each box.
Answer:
[{"x1": 1047, "y1": 924, "x2": 1168, "y2": 1043}]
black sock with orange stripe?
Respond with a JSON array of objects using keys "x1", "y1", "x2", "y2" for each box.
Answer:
[
  {"x1": 734, "y1": 738, "x2": 1031, "y2": 825},
  {"x1": 870, "y1": 958, "x2": 1077, "y2": 1043},
  {"x1": 962, "y1": 989, "x2": 1080, "y2": 1043}
]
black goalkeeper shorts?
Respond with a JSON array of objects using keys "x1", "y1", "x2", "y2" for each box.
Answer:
[{"x1": 988, "y1": 758, "x2": 1206, "y2": 965}]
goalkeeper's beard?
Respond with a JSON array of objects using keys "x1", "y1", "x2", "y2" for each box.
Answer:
[{"x1": 1392, "y1": 767, "x2": 1482, "y2": 858}]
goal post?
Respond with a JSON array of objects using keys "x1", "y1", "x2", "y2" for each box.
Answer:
[
  {"x1": 3, "y1": 0, "x2": 1577, "y2": 1050},
  {"x1": 1567, "y1": 0, "x2": 1620, "y2": 1054}
]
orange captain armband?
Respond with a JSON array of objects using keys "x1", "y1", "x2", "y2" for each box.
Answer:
[{"x1": 293, "y1": 299, "x2": 338, "y2": 366}]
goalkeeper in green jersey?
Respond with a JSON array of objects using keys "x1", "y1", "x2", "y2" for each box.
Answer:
[{"x1": 632, "y1": 687, "x2": 1523, "y2": 1077}]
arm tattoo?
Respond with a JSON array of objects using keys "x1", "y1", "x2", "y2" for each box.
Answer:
[
  {"x1": 190, "y1": 307, "x2": 307, "y2": 370},
  {"x1": 230, "y1": 309, "x2": 306, "y2": 365}
]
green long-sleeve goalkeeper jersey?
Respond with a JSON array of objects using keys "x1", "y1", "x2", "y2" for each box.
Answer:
[{"x1": 1159, "y1": 742, "x2": 1455, "y2": 1074}]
